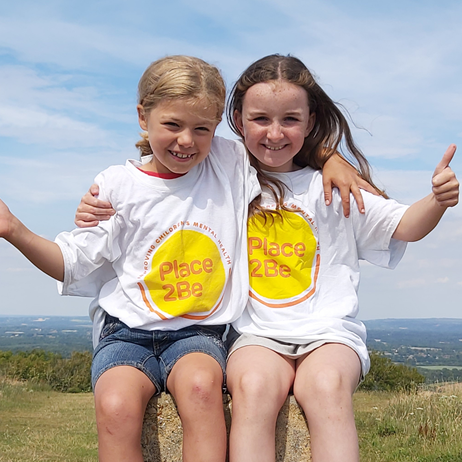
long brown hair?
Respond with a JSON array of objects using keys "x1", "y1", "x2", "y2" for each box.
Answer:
[{"x1": 227, "y1": 54, "x2": 386, "y2": 216}]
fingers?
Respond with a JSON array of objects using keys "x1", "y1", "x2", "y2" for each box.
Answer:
[
  {"x1": 350, "y1": 184, "x2": 365, "y2": 215},
  {"x1": 89, "y1": 183, "x2": 100, "y2": 197},
  {"x1": 432, "y1": 169, "x2": 459, "y2": 208},
  {"x1": 431, "y1": 145, "x2": 459, "y2": 208},
  {"x1": 75, "y1": 219, "x2": 102, "y2": 228},
  {"x1": 74, "y1": 189, "x2": 115, "y2": 228},
  {"x1": 323, "y1": 177, "x2": 333, "y2": 207},
  {"x1": 433, "y1": 144, "x2": 456, "y2": 177},
  {"x1": 356, "y1": 177, "x2": 379, "y2": 196},
  {"x1": 338, "y1": 185, "x2": 351, "y2": 218}
]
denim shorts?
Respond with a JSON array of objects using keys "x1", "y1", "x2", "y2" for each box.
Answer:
[{"x1": 91, "y1": 315, "x2": 228, "y2": 394}]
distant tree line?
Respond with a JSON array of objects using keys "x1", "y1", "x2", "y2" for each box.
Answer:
[
  {"x1": 0, "y1": 348, "x2": 430, "y2": 394},
  {"x1": 0, "y1": 350, "x2": 92, "y2": 392},
  {"x1": 417, "y1": 367, "x2": 462, "y2": 384},
  {"x1": 359, "y1": 351, "x2": 425, "y2": 392}
]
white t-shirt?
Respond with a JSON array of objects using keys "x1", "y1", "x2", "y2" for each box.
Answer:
[
  {"x1": 56, "y1": 136, "x2": 260, "y2": 346},
  {"x1": 232, "y1": 166, "x2": 408, "y2": 374}
]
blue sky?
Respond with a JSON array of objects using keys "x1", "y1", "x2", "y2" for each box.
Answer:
[{"x1": 0, "y1": 0, "x2": 461, "y2": 319}]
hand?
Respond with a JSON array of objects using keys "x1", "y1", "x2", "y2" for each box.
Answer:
[
  {"x1": 322, "y1": 154, "x2": 379, "y2": 217},
  {"x1": 0, "y1": 198, "x2": 14, "y2": 239},
  {"x1": 75, "y1": 184, "x2": 115, "y2": 228},
  {"x1": 432, "y1": 144, "x2": 459, "y2": 208}
]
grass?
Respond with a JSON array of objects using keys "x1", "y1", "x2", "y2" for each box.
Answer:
[
  {"x1": 0, "y1": 379, "x2": 97, "y2": 462},
  {"x1": 355, "y1": 383, "x2": 462, "y2": 461},
  {"x1": 2, "y1": 379, "x2": 462, "y2": 461}
]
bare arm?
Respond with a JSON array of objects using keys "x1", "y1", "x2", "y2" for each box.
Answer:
[
  {"x1": 393, "y1": 145, "x2": 459, "y2": 242},
  {"x1": 0, "y1": 200, "x2": 64, "y2": 281},
  {"x1": 322, "y1": 154, "x2": 379, "y2": 218}
]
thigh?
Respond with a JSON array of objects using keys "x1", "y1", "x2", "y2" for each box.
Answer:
[{"x1": 92, "y1": 317, "x2": 163, "y2": 392}]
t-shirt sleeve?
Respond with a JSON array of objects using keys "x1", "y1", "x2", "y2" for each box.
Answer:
[
  {"x1": 352, "y1": 192, "x2": 409, "y2": 269},
  {"x1": 210, "y1": 136, "x2": 261, "y2": 204},
  {"x1": 56, "y1": 170, "x2": 120, "y2": 296}
]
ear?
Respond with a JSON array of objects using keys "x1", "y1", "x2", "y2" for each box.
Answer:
[
  {"x1": 305, "y1": 112, "x2": 316, "y2": 137},
  {"x1": 233, "y1": 110, "x2": 245, "y2": 137},
  {"x1": 137, "y1": 104, "x2": 148, "y2": 131}
]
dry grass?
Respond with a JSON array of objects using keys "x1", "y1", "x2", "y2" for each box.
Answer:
[
  {"x1": 355, "y1": 383, "x2": 462, "y2": 461},
  {"x1": 0, "y1": 379, "x2": 97, "y2": 462},
  {"x1": 2, "y1": 379, "x2": 462, "y2": 461}
]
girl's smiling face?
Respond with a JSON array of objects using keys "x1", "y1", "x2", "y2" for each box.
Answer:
[
  {"x1": 138, "y1": 98, "x2": 219, "y2": 175},
  {"x1": 234, "y1": 80, "x2": 315, "y2": 173}
]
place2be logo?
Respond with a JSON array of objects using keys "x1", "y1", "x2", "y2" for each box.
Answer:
[{"x1": 248, "y1": 210, "x2": 320, "y2": 308}]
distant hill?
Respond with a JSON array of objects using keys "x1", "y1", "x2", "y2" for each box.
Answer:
[
  {"x1": 364, "y1": 318, "x2": 462, "y2": 368},
  {"x1": 0, "y1": 316, "x2": 92, "y2": 356},
  {"x1": 1, "y1": 316, "x2": 462, "y2": 365}
]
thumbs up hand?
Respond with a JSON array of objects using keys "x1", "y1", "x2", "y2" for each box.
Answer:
[{"x1": 432, "y1": 144, "x2": 459, "y2": 208}]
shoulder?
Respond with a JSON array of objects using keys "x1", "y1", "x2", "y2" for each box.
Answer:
[
  {"x1": 94, "y1": 161, "x2": 137, "y2": 201},
  {"x1": 210, "y1": 136, "x2": 246, "y2": 163}
]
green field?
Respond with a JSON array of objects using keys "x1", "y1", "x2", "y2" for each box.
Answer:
[{"x1": 2, "y1": 379, "x2": 462, "y2": 461}]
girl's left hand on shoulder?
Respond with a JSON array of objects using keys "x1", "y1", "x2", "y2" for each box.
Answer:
[
  {"x1": 323, "y1": 154, "x2": 379, "y2": 218},
  {"x1": 432, "y1": 144, "x2": 459, "y2": 208}
]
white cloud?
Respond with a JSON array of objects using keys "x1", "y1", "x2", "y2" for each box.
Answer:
[
  {"x1": 0, "y1": 105, "x2": 113, "y2": 148},
  {"x1": 436, "y1": 277, "x2": 449, "y2": 284},
  {"x1": 397, "y1": 278, "x2": 426, "y2": 289}
]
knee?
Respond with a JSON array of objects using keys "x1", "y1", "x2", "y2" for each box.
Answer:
[
  {"x1": 230, "y1": 369, "x2": 288, "y2": 414},
  {"x1": 95, "y1": 390, "x2": 144, "y2": 433},
  {"x1": 176, "y1": 367, "x2": 223, "y2": 406},
  {"x1": 294, "y1": 367, "x2": 351, "y2": 408},
  {"x1": 231, "y1": 368, "x2": 268, "y2": 401}
]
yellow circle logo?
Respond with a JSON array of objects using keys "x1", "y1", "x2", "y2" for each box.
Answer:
[
  {"x1": 143, "y1": 230, "x2": 226, "y2": 317},
  {"x1": 248, "y1": 210, "x2": 319, "y2": 307}
]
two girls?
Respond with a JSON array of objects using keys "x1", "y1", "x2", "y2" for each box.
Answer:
[
  {"x1": 79, "y1": 54, "x2": 459, "y2": 462},
  {"x1": 0, "y1": 55, "x2": 365, "y2": 462}
]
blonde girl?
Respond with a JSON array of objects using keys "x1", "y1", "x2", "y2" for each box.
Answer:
[
  {"x1": 226, "y1": 54, "x2": 459, "y2": 462},
  {"x1": 0, "y1": 55, "x2": 260, "y2": 462}
]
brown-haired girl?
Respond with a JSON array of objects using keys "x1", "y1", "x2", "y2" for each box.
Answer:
[{"x1": 226, "y1": 54, "x2": 458, "y2": 462}]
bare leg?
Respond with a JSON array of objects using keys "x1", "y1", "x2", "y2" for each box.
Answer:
[
  {"x1": 227, "y1": 346, "x2": 296, "y2": 462},
  {"x1": 167, "y1": 353, "x2": 227, "y2": 462},
  {"x1": 94, "y1": 365, "x2": 156, "y2": 462},
  {"x1": 293, "y1": 344, "x2": 361, "y2": 462}
]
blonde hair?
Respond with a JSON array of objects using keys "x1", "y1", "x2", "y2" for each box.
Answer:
[
  {"x1": 136, "y1": 55, "x2": 226, "y2": 156},
  {"x1": 227, "y1": 54, "x2": 387, "y2": 217}
]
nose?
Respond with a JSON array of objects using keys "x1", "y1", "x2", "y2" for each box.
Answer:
[
  {"x1": 178, "y1": 129, "x2": 194, "y2": 148},
  {"x1": 267, "y1": 122, "x2": 284, "y2": 142}
]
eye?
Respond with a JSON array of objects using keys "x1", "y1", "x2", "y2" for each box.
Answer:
[
  {"x1": 285, "y1": 116, "x2": 300, "y2": 122},
  {"x1": 163, "y1": 122, "x2": 179, "y2": 128},
  {"x1": 195, "y1": 126, "x2": 211, "y2": 132}
]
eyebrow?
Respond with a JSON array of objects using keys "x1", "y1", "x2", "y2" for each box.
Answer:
[
  {"x1": 246, "y1": 109, "x2": 304, "y2": 117},
  {"x1": 160, "y1": 115, "x2": 215, "y2": 126}
]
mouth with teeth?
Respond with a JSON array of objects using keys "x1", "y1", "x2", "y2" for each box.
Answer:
[
  {"x1": 169, "y1": 150, "x2": 194, "y2": 159},
  {"x1": 264, "y1": 144, "x2": 286, "y2": 151}
]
